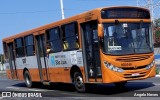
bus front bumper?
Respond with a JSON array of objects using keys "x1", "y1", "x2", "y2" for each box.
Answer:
[{"x1": 102, "y1": 65, "x2": 156, "y2": 83}]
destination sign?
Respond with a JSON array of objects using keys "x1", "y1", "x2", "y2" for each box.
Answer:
[{"x1": 101, "y1": 8, "x2": 150, "y2": 19}]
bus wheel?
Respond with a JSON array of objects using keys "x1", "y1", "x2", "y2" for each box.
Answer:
[
  {"x1": 74, "y1": 72, "x2": 86, "y2": 92},
  {"x1": 114, "y1": 81, "x2": 127, "y2": 88},
  {"x1": 24, "y1": 71, "x2": 32, "y2": 88}
]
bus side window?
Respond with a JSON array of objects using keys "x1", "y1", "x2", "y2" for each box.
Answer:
[
  {"x1": 24, "y1": 35, "x2": 35, "y2": 56},
  {"x1": 62, "y1": 22, "x2": 79, "y2": 51},
  {"x1": 46, "y1": 27, "x2": 62, "y2": 53},
  {"x1": 15, "y1": 38, "x2": 25, "y2": 57}
]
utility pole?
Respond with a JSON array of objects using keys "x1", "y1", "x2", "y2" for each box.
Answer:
[
  {"x1": 0, "y1": 54, "x2": 2, "y2": 71},
  {"x1": 60, "y1": 0, "x2": 65, "y2": 19},
  {"x1": 150, "y1": 0, "x2": 154, "y2": 24},
  {"x1": 137, "y1": 0, "x2": 139, "y2": 6}
]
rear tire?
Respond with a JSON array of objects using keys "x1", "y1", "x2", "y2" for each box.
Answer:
[
  {"x1": 114, "y1": 81, "x2": 127, "y2": 88},
  {"x1": 73, "y1": 72, "x2": 86, "y2": 92},
  {"x1": 24, "y1": 71, "x2": 33, "y2": 88}
]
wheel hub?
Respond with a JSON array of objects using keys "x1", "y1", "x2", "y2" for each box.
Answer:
[
  {"x1": 76, "y1": 76, "x2": 83, "y2": 88},
  {"x1": 26, "y1": 74, "x2": 30, "y2": 85}
]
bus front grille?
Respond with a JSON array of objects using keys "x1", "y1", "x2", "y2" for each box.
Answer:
[
  {"x1": 121, "y1": 65, "x2": 146, "y2": 70},
  {"x1": 124, "y1": 72, "x2": 146, "y2": 79},
  {"x1": 116, "y1": 55, "x2": 151, "y2": 62}
]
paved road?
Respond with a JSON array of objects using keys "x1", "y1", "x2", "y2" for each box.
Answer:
[
  {"x1": 0, "y1": 71, "x2": 6, "y2": 79},
  {"x1": 0, "y1": 76, "x2": 160, "y2": 100},
  {"x1": 1, "y1": 67, "x2": 160, "y2": 100}
]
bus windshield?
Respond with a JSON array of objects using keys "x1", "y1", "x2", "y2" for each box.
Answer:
[{"x1": 102, "y1": 23, "x2": 153, "y2": 55}]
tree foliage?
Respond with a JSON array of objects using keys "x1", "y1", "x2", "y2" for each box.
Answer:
[
  {"x1": 155, "y1": 18, "x2": 160, "y2": 28},
  {"x1": 156, "y1": 30, "x2": 160, "y2": 37}
]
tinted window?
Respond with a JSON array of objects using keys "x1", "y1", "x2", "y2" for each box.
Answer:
[
  {"x1": 62, "y1": 22, "x2": 79, "y2": 50},
  {"x1": 47, "y1": 28, "x2": 60, "y2": 40},
  {"x1": 25, "y1": 35, "x2": 35, "y2": 56},
  {"x1": 46, "y1": 27, "x2": 62, "y2": 53},
  {"x1": 15, "y1": 38, "x2": 25, "y2": 57},
  {"x1": 26, "y1": 46, "x2": 34, "y2": 56},
  {"x1": 15, "y1": 38, "x2": 23, "y2": 48},
  {"x1": 64, "y1": 23, "x2": 76, "y2": 37},
  {"x1": 25, "y1": 35, "x2": 34, "y2": 45}
]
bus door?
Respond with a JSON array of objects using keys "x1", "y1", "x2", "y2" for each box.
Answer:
[
  {"x1": 35, "y1": 34, "x2": 49, "y2": 82},
  {"x1": 7, "y1": 43, "x2": 17, "y2": 79},
  {"x1": 81, "y1": 20, "x2": 102, "y2": 82}
]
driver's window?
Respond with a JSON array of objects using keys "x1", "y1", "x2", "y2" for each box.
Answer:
[
  {"x1": 108, "y1": 26, "x2": 116, "y2": 46},
  {"x1": 108, "y1": 26, "x2": 113, "y2": 36}
]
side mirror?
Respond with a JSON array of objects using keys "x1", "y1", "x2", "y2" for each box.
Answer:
[{"x1": 98, "y1": 24, "x2": 104, "y2": 38}]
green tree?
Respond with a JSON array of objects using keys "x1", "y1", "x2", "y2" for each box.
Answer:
[
  {"x1": 155, "y1": 18, "x2": 160, "y2": 28},
  {"x1": 156, "y1": 30, "x2": 160, "y2": 37}
]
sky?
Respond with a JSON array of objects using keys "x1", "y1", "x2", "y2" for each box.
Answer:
[{"x1": 0, "y1": 0, "x2": 151, "y2": 53}]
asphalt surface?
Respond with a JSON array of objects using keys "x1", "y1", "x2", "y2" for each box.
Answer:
[
  {"x1": 0, "y1": 71, "x2": 160, "y2": 100},
  {"x1": 0, "y1": 71, "x2": 7, "y2": 79}
]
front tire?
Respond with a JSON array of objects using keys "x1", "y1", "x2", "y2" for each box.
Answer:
[
  {"x1": 74, "y1": 72, "x2": 86, "y2": 92},
  {"x1": 24, "y1": 71, "x2": 33, "y2": 88}
]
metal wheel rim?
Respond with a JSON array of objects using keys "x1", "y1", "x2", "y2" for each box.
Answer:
[
  {"x1": 75, "y1": 76, "x2": 83, "y2": 88},
  {"x1": 26, "y1": 74, "x2": 30, "y2": 85}
]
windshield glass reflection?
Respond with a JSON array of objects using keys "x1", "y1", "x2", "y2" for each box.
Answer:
[{"x1": 102, "y1": 23, "x2": 153, "y2": 55}]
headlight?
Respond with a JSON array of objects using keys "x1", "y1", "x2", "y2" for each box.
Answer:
[
  {"x1": 145, "y1": 60, "x2": 155, "y2": 70},
  {"x1": 104, "y1": 61, "x2": 124, "y2": 72}
]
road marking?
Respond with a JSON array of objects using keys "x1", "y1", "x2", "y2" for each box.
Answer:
[
  {"x1": 153, "y1": 83, "x2": 160, "y2": 86},
  {"x1": 155, "y1": 75, "x2": 160, "y2": 77},
  {"x1": 6, "y1": 87, "x2": 20, "y2": 90},
  {"x1": 28, "y1": 89, "x2": 46, "y2": 91},
  {"x1": 5, "y1": 85, "x2": 55, "y2": 92},
  {"x1": 27, "y1": 88, "x2": 53, "y2": 92},
  {"x1": 0, "y1": 79, "x2": 9, "y2": 80},
  {"x1": 6, "y1": 86, "x2": 50, "y2": 92},
  {"x1": 60, "y1": 92, "x2": 84, "y2": 96}
]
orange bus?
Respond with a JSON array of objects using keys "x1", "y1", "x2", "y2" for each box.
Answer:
[{"x1": 2, "y1": 6, "x2": 155, "y2": 92}]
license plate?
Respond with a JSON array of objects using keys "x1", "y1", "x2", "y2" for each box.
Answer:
[{"x1": 132, "y1": 73, "x2": 140, "y2": 76}]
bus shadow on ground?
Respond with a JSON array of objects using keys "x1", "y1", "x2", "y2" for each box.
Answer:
[
  {"x1": 85, "y1": 82, "x2": 155, "y2": 95},
  {"x1": 12, "y1": 81, "x2": 155, "y2": 95}
]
